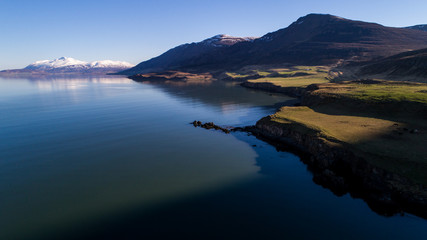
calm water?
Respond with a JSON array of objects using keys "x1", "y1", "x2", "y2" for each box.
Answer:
[{"x1": 0, "y1": 76, "x2": 426, "y2": 239}]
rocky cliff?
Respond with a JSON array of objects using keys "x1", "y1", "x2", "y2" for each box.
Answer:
[{"x1": 254, "y1": 115, "x2": 427, "y2": 218}]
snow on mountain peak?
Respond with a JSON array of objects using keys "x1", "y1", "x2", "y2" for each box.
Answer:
[
  {"x1": 202, "y1": 34, "x2": 259, "y2": 47},
  {"x1": 26, "y1": 57, "x2": 88, "y2": 70},
  {"x1": 25, "y1": 57, "x2": 134, "y2": 70},
  {"x1": 89, "y1": 60, "x2": 135, "y2": 68}
]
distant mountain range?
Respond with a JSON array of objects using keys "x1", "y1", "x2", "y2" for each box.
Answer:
[
  {"x1": 120, "y1": 14, "x2": 427, "y2": 76},
  {"x1": 0, "y1": 57, "x2": 134, "y2": 75}
]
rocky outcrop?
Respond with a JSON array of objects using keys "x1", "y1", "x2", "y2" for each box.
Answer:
[
  {"x1": 192, "y1": 121, "x2": 231, "y2": 134},
  {"x1": 253, "y1": 116, "x2": 427, "y2": 218}
]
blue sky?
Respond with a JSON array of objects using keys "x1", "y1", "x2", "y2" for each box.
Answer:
[{"x1": 1, "y1": 0, "x2": 426, "y2": 69}]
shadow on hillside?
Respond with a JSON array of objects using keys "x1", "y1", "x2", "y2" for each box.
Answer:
[
  {"x1": 308, "y1": 103, "x2": 427, "y2": 183},
  {"x1": 310, "y1": 100, "x2": 427, "y2": 123}
]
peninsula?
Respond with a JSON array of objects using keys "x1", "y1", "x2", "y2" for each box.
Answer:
[{"x1": 119, "y1": 14, "x2": 427, "y2": 218}]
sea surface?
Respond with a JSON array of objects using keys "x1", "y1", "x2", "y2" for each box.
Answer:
[{"x1": 0, "y1": 76, "x2": 426, "y2": 239}]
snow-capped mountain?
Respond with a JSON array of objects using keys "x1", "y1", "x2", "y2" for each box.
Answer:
[
  {"x1": 25, "y1": 57, "x2": 134, "y2": 71},
  {"x1": 1, "y1": 57, "x2": 135, "y2": 75},
  {"x1": 25, "y1": 57, "x2": 89, "y2": 70},
  {"x1": 88, "y1": 60, "x2": 134, "y2": 69},
  {"x1": 201, "y1": 34, "x2": 258, "y2": 47}
]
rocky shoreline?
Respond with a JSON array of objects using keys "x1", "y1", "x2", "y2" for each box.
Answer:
[
  {"x1": 252, "y1": 116, "x2": 427, "y2": 218},
  {"x1": 190, "y1": 78, "x2": 427, "y2": 218},
  {"x1": 191, "y1": 121, "x2": 231, "y2": 134},
  {"x1": 193, "y1": 115, "x2": 427, "y2": 218},
  {"x1": 240, "y1": 81, "x2": 427, "y2": 218}
]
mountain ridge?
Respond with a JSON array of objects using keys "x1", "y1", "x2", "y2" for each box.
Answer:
[
  {"x1": 119, "y1": 34, "x2": 257, "y2": 76},
  {"x1": 121, "y1": 13, "x2": 427, "y2": 76},
  {"x1": 406, "y1": 24, "x2": 427, "y2": 32}
]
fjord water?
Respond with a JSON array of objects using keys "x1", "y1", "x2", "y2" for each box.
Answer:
[{"x1": 0, "y1": 77, "x2": 426, "y2": 239}]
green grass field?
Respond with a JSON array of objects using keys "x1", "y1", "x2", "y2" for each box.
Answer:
[
  {"x1": 321, "y1": 82, "x2": 427, "y2": 104},
  {"x1": 249, "y1": 75, "x2": 329, "y2": 87},
  {"x1": 225, "y1": 65, "x2": 332, "y2": 87}
]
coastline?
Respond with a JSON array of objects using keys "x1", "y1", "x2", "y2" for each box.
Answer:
[
  {"x1": 127, "y1": 72, "x2": 427, "y2": 218},
  {"x1": 251, "y1": 116, "x2": 427, "y2": 218},
  {"x1": 241, "y1": 80, "x2": 427, "y2": 218}
]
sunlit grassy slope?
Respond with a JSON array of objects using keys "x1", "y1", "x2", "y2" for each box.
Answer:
[
  {"x1": 231, "y1": 65, "x2": 427, "y2": 184},
  {"x1": 314, "y1": 82, "x2": 427, "y2": 104},
  {"x1": 226, "y1": 66, "x2": 331, "y2": 87},
  {"x1": 269, "y1": 81, "x2": 427, "y2": 185}
]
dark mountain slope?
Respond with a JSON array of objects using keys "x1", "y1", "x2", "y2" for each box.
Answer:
[
  {"x1": 119, "y1": 35, "x2": 257, "y2": 75},
  {"x1": 406, "y1": 25, "x2": 427, "y2": 32},
  {"x1": 358, "y1": 48, "x2": 427, "y2": 79},
  {"x1": 122, "y1": 14, "x2": 427, "y2": 75},
  {"x1": 239, "y1": 14, "x2": 427, "y2": 65}
]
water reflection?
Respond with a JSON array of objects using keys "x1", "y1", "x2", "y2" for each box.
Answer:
[
  {"x1": 29, "y1": 77, "x2": 133, "y2": 91},
  {"x1": 138, "y1": 80, "x2": 294, "y2": 109}
]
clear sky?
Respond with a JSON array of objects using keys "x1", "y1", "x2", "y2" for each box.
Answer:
[{"x1": 1, "y1": 0, "x2": 426, "y2": 69}]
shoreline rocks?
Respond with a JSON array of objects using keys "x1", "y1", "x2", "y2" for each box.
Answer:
[{"x1": 191, "y1": 121, "x2": 231, "y2": 134}]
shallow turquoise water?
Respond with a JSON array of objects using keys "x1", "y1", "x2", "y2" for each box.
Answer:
[{"x1": 0, "y1": 77, "x2": 426, "y2": 239}]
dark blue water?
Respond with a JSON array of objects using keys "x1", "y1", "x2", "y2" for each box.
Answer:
[{"x1": 0, "y1": 77, "x2": 426, "y2": 239}]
